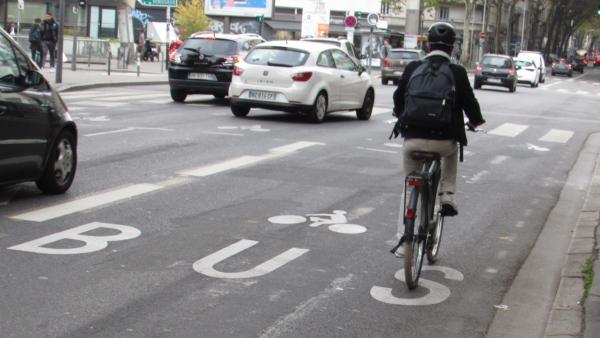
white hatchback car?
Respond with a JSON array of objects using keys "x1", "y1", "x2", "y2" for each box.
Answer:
[
  {"x1": 514, "y1": 59, "x2": 540, "y2": 87},
  {"x1": 229, "y1": 41, "x2": 375, "y2": 123}
]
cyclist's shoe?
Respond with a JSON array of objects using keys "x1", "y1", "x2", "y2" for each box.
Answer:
[{"x1": 439, "y1": 192, "x2": 458, "y2": 216}]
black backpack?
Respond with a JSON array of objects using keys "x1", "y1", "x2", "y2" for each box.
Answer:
[
  {"x1": 29, "y1": 26, "x2": 41, "y2": 43},
  {"x1": 400, "y1": 59, "x2": 456, "y2": 129}
]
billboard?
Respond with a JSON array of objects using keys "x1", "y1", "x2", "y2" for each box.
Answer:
[
  {"x1": 301, "y1": 0, "x2": 330, "y2": 38},
  {"x1": 205, "y1": 0, "x2": 274, "y2": 18}
]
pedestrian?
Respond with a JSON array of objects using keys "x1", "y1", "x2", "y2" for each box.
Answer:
[
  {"x1": 29, "y1": 18, "x2": 43, "y2": 68},
  {"x1": 390, "y1": 22, "x2": 485, "y2": 254},
  {"x1": 7, "y1": 22, "x2": 16, "y2": 36},
  {"x1": 41, "y1": 12, "x2": 59, "y2": 70},
  {"x1": 381, "y1": 39, "x2": 391, "y2": 61}
]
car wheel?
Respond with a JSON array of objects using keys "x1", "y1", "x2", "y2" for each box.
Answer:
[
  {"x1": 356, "y1": 89, "x2": 374, "y2": 121},
  {"x1": 213, "y1": 94, "x2": 226, "y2": 99},
  {"x1": 170, "y1": 89, "x2": 187, "y2": 103},
  {"x1": 540, "y1": 75, "x2": 545, "y2": 83},
  {"x1": 381, "y1": 78, "x2": 388, "y2": 85},
  {"x1": 474, "y1": 80, "x2": 481, "y2": 89},
  {"x1": 392, "y1": 79, "x2": 399, "y2": 85},
  {"x1": 509, "y1": 82, "x2": 516, "y2": 93},
  {"x1": 36, "y1": 130, "x2": 77, "y2": 194},
  {"x1": 568, "y1": 72, "x2": 573, "y2": 78},
  {"x1": 552, "y1": 72, "x2": 555, "y2": 76},
  {"x1": 530, "y1": 81, "x2": 536, "y2": 88},
  {"x1": 308, "y1": 92, "x2": 327, "y2": 124},
  {"x1": 231, "y1": 104, "x2": 250, "y2": 117}
]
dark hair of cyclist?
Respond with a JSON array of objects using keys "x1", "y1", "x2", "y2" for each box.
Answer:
[{"x1": 427, "y1": 22, "x2": 456, "y2": 55}]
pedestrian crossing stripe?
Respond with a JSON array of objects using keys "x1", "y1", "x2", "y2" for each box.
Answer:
[
  {"x1": 539, "y1": 129, "x2": 573, "y2": 143},
  {"x1": 488, "y1": 123, "x2": 529, "y2": 137}
]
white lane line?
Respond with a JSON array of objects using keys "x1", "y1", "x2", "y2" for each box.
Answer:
[
  {"x1": 491, "y1": 155, "x2": 509, "y2": 165},
  {"x1": 488, "y1": 123, "x2": 529, "y2": 137},
  {"x1": 84, "y1": 126, "x2": 173, "y2": 137},
  {"x1": 576, "y1": 90, "x2": 590, "y2": 95},
  {"x1": 384, "y1": 142, "x2": 403, "y2": 148},
  {"x1": 11, "y1": 184, "x2": 162, "y2": 222},
  {"x1": 556, "y1": 89, "x2": 569, "y2": 93},
  {"x1": 539, "y1": 129, "x2": 574, "y2": 143},
  {"x1": 84, "y1": 101, "x2": 127, "y2": 108},
  {"x1": 94, "y1": 93, "x2": 170, "y2": 101},
  {"x1": 179, "y1": 141, "x2": 324, "y2": 177},
  {"x1": 202, "y1": 131, "x2": 244, "y2": 137},
  {"x1": 466, "y1": 170, "x2": 490, "y2": 184},
  {"x1": 356, "y1": 146, "x2": 398, "y2": 154}
]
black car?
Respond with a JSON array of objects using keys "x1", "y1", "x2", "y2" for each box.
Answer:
[
  {"x1": 474, "y1": 54, "x2": 517, "y2": 93},
  {"x1": 0, "y1": 28, "x2": 77, "y2": 193},
  {"x1": 551, "y1": 59, "x2": 573, "y2": 77},
  {"x1": 168, "y1": 33, "x2": 265, "y2": 102}
]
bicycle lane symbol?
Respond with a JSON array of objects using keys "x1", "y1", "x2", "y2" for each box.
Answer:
[
  {"x1": 370, "y1": 266, "x2": 464, "y2": 306},
  {"x1": 193, "y1": 210, "x2": 368, "y2": 279}
]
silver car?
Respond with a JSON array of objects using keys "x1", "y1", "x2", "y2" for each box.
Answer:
[{"x1": 381, "y1": 48, "x2": 425, "y2": 85}]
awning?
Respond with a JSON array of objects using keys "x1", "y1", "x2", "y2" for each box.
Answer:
[{"x1": 265, "y1": 20, "x2": 302, "y2": 31}]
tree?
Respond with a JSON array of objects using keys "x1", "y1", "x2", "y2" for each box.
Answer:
[{"x1": 174, "y1": 0, "x2": 209, "y2": 39}]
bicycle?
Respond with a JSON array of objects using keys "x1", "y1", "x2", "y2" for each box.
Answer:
[{"x1": 391, "y1": 123, "x2": 485, "y2": 290}]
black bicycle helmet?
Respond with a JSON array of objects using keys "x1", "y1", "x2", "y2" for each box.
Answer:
[{"x1": 427, "y1": 22, "x2": 456, "y2": 46}]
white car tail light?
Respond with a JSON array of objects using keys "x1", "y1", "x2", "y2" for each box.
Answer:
[
  {"x1": 233, "y1": 65, "x2": 243, "y2": 76},
  {"x1": 292, "y1": 72, "x2": 312, "y2": 82}
]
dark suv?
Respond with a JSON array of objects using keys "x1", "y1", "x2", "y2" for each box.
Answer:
[
  {"x1": 474, "y1": 54, "x2": 517, "y2": 93},
  {"x1": 168, "y1": 33, "x2": 265, "y2": 102}
]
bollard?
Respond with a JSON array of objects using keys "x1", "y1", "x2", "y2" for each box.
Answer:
[
  {"x1": 108, "y1": 51, "x2": 111, "y2": 76},
  {"x1": 136, "y1": 56, "x2": 140, "y2": 77},
  {"x1": 71, "y1": 35, "x2": 77, "y2": 71},
  {"x1": 87, "y1": 44, "x2": 91, "y2": 69}
]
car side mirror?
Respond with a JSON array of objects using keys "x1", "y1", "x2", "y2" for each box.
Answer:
[{"x1": 24, "y1": 70, "x2": 44, "y2": 87}]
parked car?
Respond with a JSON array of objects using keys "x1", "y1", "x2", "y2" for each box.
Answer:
[
  {"x1": 571, "y1": 49, "x2": 587, "y2": 73},
  {"x1": 301, "y1": 37, "x2": 359, "y2": 60},
  {"x1": 474, "y1": 54, "x2": 517, "y2": 92},
  {"x1": 517, "y1": 51, "x2": 546, "y2": 83},
  {"x1": 0, "y1": 28, "x2": 77, "y2": 193},
  {"x1": 551, "y1": 59, "x2": 573, "y2": 77},
  {"x1": 381, "y1": 48, "x2": 425, "y2": 85},
  {"x1": 168, "y1": 33, "x2": 265, "y2": 102},
  {"x1": 229, "y1": 40, "x2": 375, "y2": 123},
  {"x1": 514, "y1": 59, "x2": 540, "y2": 87},
  {"x1": 594, "y1": 54, "x2": 600, "y2": 67}
]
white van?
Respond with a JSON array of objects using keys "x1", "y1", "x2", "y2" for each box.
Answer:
[{"x1": 517, "y1": 51, "x2": 546, "y2": 84}]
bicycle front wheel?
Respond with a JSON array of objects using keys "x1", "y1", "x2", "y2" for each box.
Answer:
[{"x1": 404, "y1": 186, "x2": 427, "y2": 290}]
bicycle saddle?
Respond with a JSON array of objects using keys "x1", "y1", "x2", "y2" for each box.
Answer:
[{"x1": 410, "y1": 151, "x2": 441, "y2": 161}]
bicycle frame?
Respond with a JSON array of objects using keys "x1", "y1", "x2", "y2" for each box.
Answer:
[{"x1": 403, "y1": 158, "x2": 442, "y2": 241}]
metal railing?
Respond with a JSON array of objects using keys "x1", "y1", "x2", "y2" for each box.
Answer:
[{"x1": 13, "y1": 35, "x2": 111, "y2": 65}]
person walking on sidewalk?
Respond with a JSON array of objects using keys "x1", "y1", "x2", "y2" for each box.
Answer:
[
  {"x1": 28, "y1": 18, "x2": 43, "y2": 68},
  {"x1": 41, "y1": 12, "x2": 59, "y2": 70}
]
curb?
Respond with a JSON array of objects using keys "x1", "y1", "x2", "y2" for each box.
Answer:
[
  {"x1": 583, "y1": 227, "x2": 599, "y2": 338},
  {"x1": 56, "y1": 80, "x2": 169, "y2": 93}
]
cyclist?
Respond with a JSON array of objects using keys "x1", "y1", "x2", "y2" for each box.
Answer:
[{"x1": 391, "y1": 22, "x2": 485, "y2": 251}]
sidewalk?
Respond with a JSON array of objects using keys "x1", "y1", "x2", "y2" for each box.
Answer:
[
  {"x1": 486, "y1": 133, "x2": 600, "y2": 338},
  {"x1": 43, "y1": 60, "x2": 168, "y2": 92}
]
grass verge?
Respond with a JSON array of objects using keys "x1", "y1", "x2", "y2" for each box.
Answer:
[{"x1": 582, "y1": 248, "x2": 598, "y2": 304}]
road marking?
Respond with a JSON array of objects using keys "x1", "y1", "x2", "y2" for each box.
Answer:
[
  {"x1": 486, "y1": 268, "x2": 498, "y2": 274},
  {"x1": 84, "y1": 126, "x2": 173, "y2": 137},
  {"x1": 384, "y1": 142, "x2": 403, "y2": 148},
  {"x1": 83, "y1": 101, "x2": 127, "y2": 108},
  {"x1": 539, "y1": 129, "x2": 574, "y2": 143},
  {"x1": 488, "y1": 123, "x2": 529, "y2": 137},
  {"x1": 576, "y1": 90, "x2": 590, "y2": 95},
  {"x1": 10, "y1": 184, "x2": 162, "y2": 222},
  {"x1": 356, "y1": 146, "x2": 398, "y2": 154},
  {"x1": 202, "y1": 131, "x2": 244, "y2": 137},
  {"x1": 339, "y1": 107, "x2": 390, "y2": 117},
  {"x1": 466, "y1": 170, "x2": 489, "y2": 184},
  {"x1": 527, "y1": 143, "x2": 550, "y2": 152},
  {"x1": 556, "y1": 88, "x2": 569, "y2": 93},
  {"x1": 496, "y1": 250, "x2": 508, "y2": 259},
  {"x1": 94, "y1": 93, "x2": 170, "y2": 101},
  {"x1": 179, "y1": 141, "x2": 324, "y2": 177},
  {"x1": 491, "y1": 155, "x2": 509, "y2": 165},
  {"x1": 515, "y1": 221, "x2": 525, "y2": 228}
]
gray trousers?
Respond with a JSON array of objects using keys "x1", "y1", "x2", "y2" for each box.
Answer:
[
  {"x1": 402, "y1": 138, "x2": 458, "y2": 194},
  {"x1": 42, "y1": 40, "x2": 56, "y2": 67}
]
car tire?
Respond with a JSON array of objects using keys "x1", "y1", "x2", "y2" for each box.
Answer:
[
  {"x1": 530, "y1": 81, "x2": 536, "y2": 88},
  {"x1": 392, "y1": 79, "x2": 399, "y2": 85},
  {"x1": 307, "y1": 92, "x2": 327, "y2": 124},
  {"x1": 356, "y1": 89, "x2": 374, "y2": 121},
  {"x1": 474, "y1": 80, "x2": 481, "y2": 89},
  {"x1": 552, "y1": 72, "x2": 555, "y2": 76},
  {"x1": 171, "y1": 89, "x2": 187, "y2": 103},
  {"x1": 231, "y1": 104, "x2": 250, "y2": 117},
  {"x1": 382, "y1": 78, "x2": 388, "y2": 85},
  {"x1": 568, "y1": 73, "x2": 573, "y2": 78},
  {"x1": 213, "y1": 94, "x2": 226, "y2": 99},
  {"x1": 36, "y1": 130, "x2": 77, "y2": 194},
  {"x1": 509, "y1": 82, "x2": 516, "y2": 93}
]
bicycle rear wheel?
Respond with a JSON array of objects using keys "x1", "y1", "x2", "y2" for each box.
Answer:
[
  {"x1": 427, "y1": 212, "x2": 444, "y2": 263},
  {"x1": 403, "y1": 186, "x2": 427, "y2": 290}
]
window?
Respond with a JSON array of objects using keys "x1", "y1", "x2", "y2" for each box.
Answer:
[
  {"x1": 438, "y1": 7, "x2": 449, "y2": 20},
  {"x1": 482, "y1": 56, "x2": 512, "y2": 68},
  {"x1": 331, "y1": 49, "x2": 356, "y2": 71},
  {"x1": 317, "y1": 51, "x2": 335, "y2": 68},
  {"x1": 184, "y1": 38, "x2": 238, "y2": 56},
  {"x1": 389, "y1": 51, "x2": 419, "y2": 60},
  {"x1": 0, "y1": 34, "x2": 19, "y2": 85},
  {"x1": 245, "y1": 47, "x2": 309, "y2": 67},
  {"x1": 90, "y1": 6, "x2": 117, "y2": 38}
]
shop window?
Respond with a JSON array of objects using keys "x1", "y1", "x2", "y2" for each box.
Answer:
[{"x1": 90, "y1": 6, "x2": 117, "y2": 39}]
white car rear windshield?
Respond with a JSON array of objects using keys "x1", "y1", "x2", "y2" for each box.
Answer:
[
  {"x1": 515, "y1": 60, "x2": 533, "y2": 67},
  {"x1": 245, "y1": 47, "x2": 309, "y2": 67},
  {"x1": 390, "y1": 51, "x2": 419, "y2": 59}
]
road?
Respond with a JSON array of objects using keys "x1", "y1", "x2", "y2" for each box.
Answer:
[{"x1": 1, "y1": 69, "x2": 599, "y2": 337}]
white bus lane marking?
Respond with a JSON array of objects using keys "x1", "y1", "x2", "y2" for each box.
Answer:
[
  {"x1": 192, "y1": 239, "x2": 309, "y2": 279},
  {"x1": 8, "y1": 222, "x2": 141, "y2": 255},
  {"x1": 370, "y1": 266, "x2": 464, "y2": 306},
  {"x1": 268, "y1": 210, "x2": 368, "y2": 234},
  {"x1": 11, "y1": 184, "x2": 162, "y2": 222}
]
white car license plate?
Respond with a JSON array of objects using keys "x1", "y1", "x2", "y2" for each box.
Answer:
[
  {"x1": 188, "y1": 73, "x2": 217, "y2": 81},
  {"x1": 393, "y1": 71, "x2": 403, "y2": 76},
  {"x1": 487, "y1": 78, "x2": 502, "y2": 83},
  {"x1": 248, "y1": 90, "x2": 277, "y2": 101}
]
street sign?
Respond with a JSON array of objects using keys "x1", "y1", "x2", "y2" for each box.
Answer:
[
  {"x1": 367, "y1": 12, "x2": 379, "y2": 26},
  {"x1": 137, "y1": 0, "x2": 177, "y2": 7},
  {"x1": 480, "y1": 32, "x2": 487, "y2": 40},
  {"x1": 17, "y1": 0, "x2": 24, "y2": 10},
  {"x1": 344, "y1": 15, "x2": 357, "y2": 29}
]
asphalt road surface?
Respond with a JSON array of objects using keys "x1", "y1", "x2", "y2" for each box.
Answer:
[{"x1": 1, "y1": 68, "x2": 600, "y2": 337}]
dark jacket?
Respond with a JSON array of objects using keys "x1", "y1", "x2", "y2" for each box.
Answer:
[
  {"x1": 393, "y1": 51, "x2": 485, "y2": 147},
  {"x1": 41, "y1": 19, "x2": 58, "y2": 43},
  {"x1": 29, "y1": 24, "x2": 42, "y2": 45}
]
